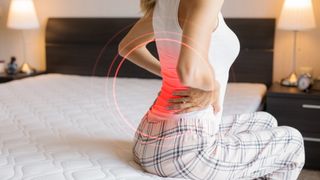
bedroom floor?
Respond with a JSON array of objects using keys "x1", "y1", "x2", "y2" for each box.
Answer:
[{"x1": 299, "y1": 169, "x2": 320, "y2": 180}]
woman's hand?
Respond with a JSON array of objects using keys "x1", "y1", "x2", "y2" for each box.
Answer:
[{"x1": 167, "y1": 80, "x2": 221, "y2": 114}]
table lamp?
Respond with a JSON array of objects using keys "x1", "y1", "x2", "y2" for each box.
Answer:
[
  {"x1": 7, "y1": 0, "x2": 39, "y2": 74},
  {"x1": 278, "y1": 0, "x2": 316, "y2": 87}
]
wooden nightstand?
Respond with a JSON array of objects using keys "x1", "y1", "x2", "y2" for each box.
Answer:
[
  {"x1": 0, "y1": 71, "x2": 46, "y2": 83},
  {"x1": 266, "y1": 82, "x2": 320, "y2": 170}
]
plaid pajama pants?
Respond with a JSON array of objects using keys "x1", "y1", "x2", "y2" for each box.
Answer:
[{"x1": 133, "y1": 106, "x2": 305, "y2": 180}]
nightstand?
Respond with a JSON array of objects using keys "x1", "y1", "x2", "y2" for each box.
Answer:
[
  {"x1": 0, "y1": 71, "x2": 46, "y2": 83},
  {"x1": 266, "y1": 82, "x2": 320, "y2": 170}
]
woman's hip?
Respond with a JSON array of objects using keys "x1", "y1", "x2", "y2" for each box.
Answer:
[{"x1": 137, "y1": 105, "x2": 220, "y2": 140}]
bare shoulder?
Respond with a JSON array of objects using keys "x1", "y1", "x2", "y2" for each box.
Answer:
[
  {"x1": 180, "y1": 0, "x2": 223, "y2": 33},
  {"x1": 187, "y1": 0, "x2": 219, "y2": 6},
  {"x1": 133, "y1": 7, "x2": 155, "y2": 33},
  {"x1": 181, "y1": 0, "x2": 223, "y2": 22},
  {"x1": 184, "y1": 0, "x2": 223, "y2": 10},
  {"x1": 140, "y1": 7, "x2": 154, "y2": 22}
]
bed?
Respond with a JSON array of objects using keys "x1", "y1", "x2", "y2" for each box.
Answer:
[{"x1": 0, "y1": 17, "x2": 275, "y2": 179}]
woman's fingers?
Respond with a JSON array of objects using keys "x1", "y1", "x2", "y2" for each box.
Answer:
[
  {"x1": 172, "y1": 89, "x2": 190, "y2": 96},
  {"x1": 213, "y1": 103, "x2": 221, "y2": 114},
  {"x1": 212, "y1": 85, "x2": 221, "y2": 114},
  {"x1": 166, "y1": 80, "x2": 221, "y2": 114},
  {"x1": 168, "y1": 96, "x2": 191, "y2": 103},
  {"x1": 211, "y1": 92, "x2": 220, "y2": 114},
  {"x1": 167, "y1": 102, "x2": 193, "y2": 110},
  {"x1": 169, "y1": 86, "x2": 214, "y2": 113}
]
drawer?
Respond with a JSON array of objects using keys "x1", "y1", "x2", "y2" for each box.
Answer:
[
  {"x1": 304, "y1": 140, "x2": 320, "y2": 170},
  {"x1": 266, "y1": 97, "x2": 320, "y2": 138}
]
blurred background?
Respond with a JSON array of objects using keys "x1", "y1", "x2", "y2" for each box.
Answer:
[{"x1": 0, "y1": 0, "x2": 319, "y2": 83}]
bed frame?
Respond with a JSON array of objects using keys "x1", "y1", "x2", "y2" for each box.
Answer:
[{"x1": 45, "y1": 18, "x2": 275, "y2": 87}]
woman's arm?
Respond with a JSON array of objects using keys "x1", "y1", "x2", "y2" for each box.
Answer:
[
  {"x1": 118, "y1": 10, "x2": 161, "y2": 78},
  {"x1": 177, "y1": 0, "x2": 223, "y2": 91}
]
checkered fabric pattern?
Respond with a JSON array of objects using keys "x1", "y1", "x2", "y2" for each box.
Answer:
[{"x1": 133, "y1": 108, "x2": 305, "y2": 180}]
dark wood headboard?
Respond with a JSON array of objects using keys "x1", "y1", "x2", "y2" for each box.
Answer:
[{"x1": 45, "y1": 18, "x2": 275, "y2": 87}]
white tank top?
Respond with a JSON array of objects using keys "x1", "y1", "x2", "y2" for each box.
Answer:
[{"x1": 149, "y1": 0, "x2": 240, "y2": 124}]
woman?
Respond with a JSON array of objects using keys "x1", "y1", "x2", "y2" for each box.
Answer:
[{"x1": 118, "y1": 0, "x2": 305, "y2": 179}]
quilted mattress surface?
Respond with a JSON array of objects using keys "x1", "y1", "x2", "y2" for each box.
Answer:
[{"x1": 0, "y1": 74, "x2": 266, "y2": 180}]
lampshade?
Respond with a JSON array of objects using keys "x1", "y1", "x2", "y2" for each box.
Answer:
[
  {"x1": 7, "y1": 0, "x2": 39, "y2": 29},
  {"x1": 278, "y1": 0, "x2": 316, "y2": 31}
]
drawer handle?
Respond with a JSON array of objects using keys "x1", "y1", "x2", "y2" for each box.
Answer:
[
  {"x1": 303, "y1": 137, "x2": 320, "y2": 143},
  {"x1": 302, "y1": 104, "x2": 320, "y2": 109}
]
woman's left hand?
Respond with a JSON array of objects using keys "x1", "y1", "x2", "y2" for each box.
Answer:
[
  {"x1": 167, "y1": 80, "x2": 221, "y2": 114},
  {"x1": 167, "y1": 87, "x2": 214, "y2": 114}
]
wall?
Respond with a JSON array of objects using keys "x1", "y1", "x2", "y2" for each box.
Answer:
[
  {"x1": 222, "y1": 0, "x2": 320, "y2": 82},
  {"x1": 0, "y1": 0, "x2": 319, "y2": 82}
]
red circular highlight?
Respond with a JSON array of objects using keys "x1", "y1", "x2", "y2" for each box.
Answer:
[{"x1": 109, "y1": 31, "x2": 209, "y2": 146}]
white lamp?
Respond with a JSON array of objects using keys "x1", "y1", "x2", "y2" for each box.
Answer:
[
  {"x1": 7, "y1": 0, "x2": 39, "y2": 74},
  {"x1": 278, "y1": 0, "x2": 316, "y2": 86}
]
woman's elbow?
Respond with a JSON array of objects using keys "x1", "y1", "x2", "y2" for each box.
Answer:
[{"x1": 118, "y1": 41, "x2": 128, "y2": 57}]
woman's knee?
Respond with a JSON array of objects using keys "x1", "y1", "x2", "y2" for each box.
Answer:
[
  {"x1": 283, "y1": 126, "x2": 305, "y2": 165},
  {"x1": 283, "y1": 126, "x2": 304, "y2": 145},
  {"x1": 257, "y1": 111, "x2": 278, "y2": 128}
]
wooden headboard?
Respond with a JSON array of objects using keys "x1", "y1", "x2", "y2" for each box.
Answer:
[{"x1": 45, "y1": 18, "x2": 275, "y2": 87}]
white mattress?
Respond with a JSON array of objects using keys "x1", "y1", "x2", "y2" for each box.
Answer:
[
  {"x1": 0, "y1": 74, "x2": 266, "y2": 180},
  {"x1": 223, "y1": 82, "x2": 267, "y2": 116}
]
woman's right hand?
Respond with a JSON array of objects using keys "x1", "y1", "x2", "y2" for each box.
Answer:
[
  {"x1": 210, "y1": 80, "x2": 221, "y2": 114},
  {"x1": 167, "y1": 80, "x2": 221, "y2": 115}
]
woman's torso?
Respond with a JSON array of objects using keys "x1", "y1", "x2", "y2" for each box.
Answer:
[{"x1": 149, "y1": 0, "x2": 240, "y2": 124}]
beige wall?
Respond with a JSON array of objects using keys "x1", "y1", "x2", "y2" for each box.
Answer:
[{"x1": 0, "y1": 0, "x2": 319, "y2": 82}]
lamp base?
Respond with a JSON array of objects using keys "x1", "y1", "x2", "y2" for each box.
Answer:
[
  {"x1": 280, "y1": 72, "x2": 298, "y2": 87},
  {"x1": 20, "y1": 62, "x2": 35, "y2": 75}
]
